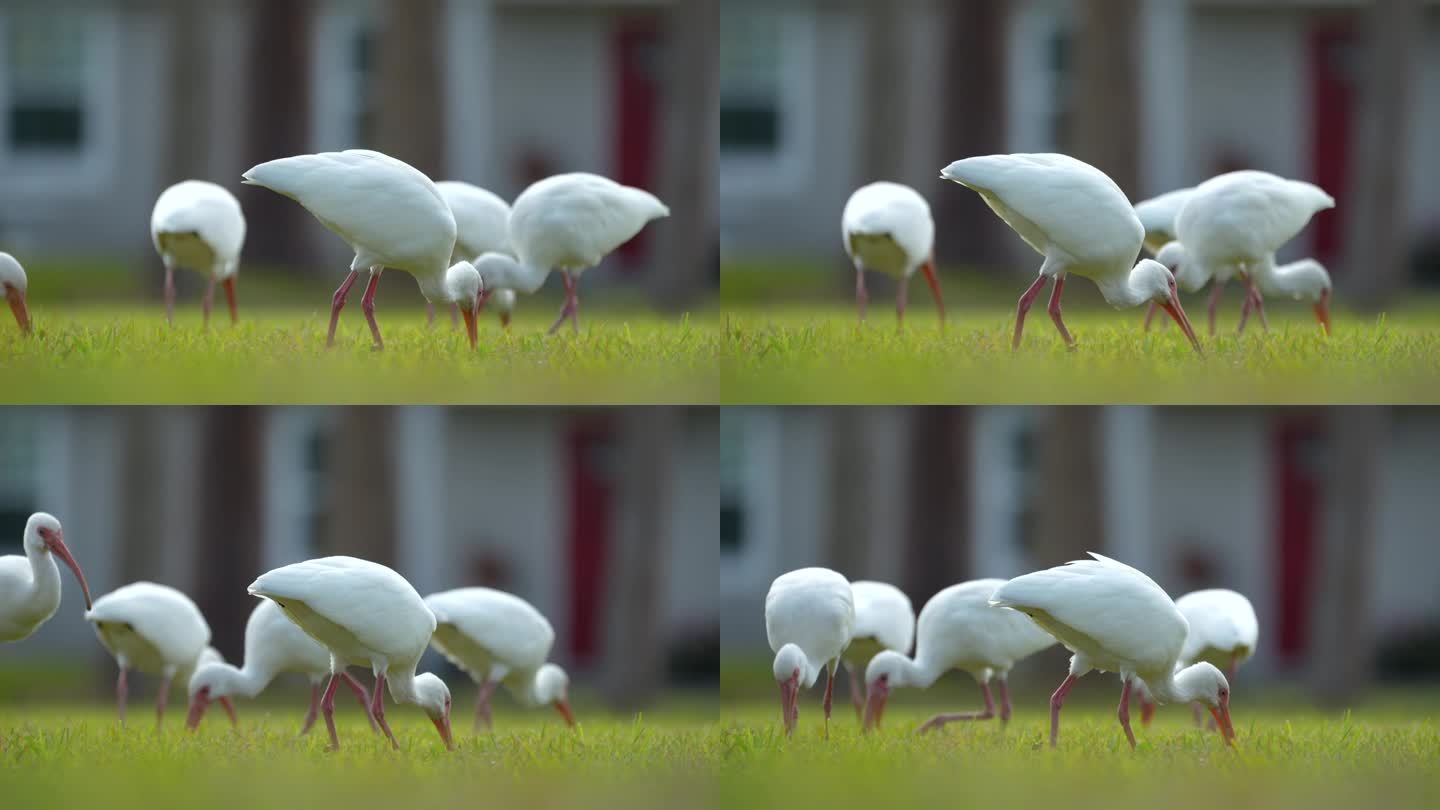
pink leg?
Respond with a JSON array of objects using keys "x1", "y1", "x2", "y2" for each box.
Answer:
[
  {"x1": 219, "y1": 697, "x2": 238, "y2": 728},
  {"x1": 201, "y1": 277, "x2": 215, "y2": 330},
  {"x1": 1141, "y1": 697, "x2": 1156, "y2": 727},
  {"x1": 426, "y1": 301, "x2": 436, "y2": 328},
  {"x1": 1207, "y1": 279, "x2": 1226, "y2": 336},
  {"x1": 475, "y1": 678, "x2": 497, "y2": 732},
  {"x1": 320, "y1": 673, "x2": 342, "y2": 751},
  {"x1": 1049, "y1": 673, "x2": 1079, "y2": 748},
  {"x1": 300, "y1": 683, "x2": 320, "y2": 735},
  {"x1": 326, "y1": 270, "x2": 361, "y2": 348},
  {"x1": 222, "y1": 277, "x2": 238, "y2": 325},
  {"x1": 164, "y1": 263, "x2": 176, "y2": 325},
  {"x1": 997, "y1": 678, "x2": 1012, "y2": 725},
  {"x1": 1047, "y1": 274, "x2": 1074, "y2": 348},
  {"x1": 1143, "y1": 302, "x2": 1159, "y2": 332},
  {"x1": 548, "y1": 273, "x2": 580, "y2": 335},
  {"x1": 1192, "y1": 702, "x2": 1205, "y2": 727},
  {"x1": 370, "y1": 673, "x2": 400, "y2": 750},
  {"x1": 822, "y1": 663, "x2": 836, "y2": 738},
  {"x1": 116, "y1": 668, "x2": 129, "y2": 725},
  {"x1": 846, "y1": 664, "x2": 864, "y2": 719},
  {"x1": 359, "y1": 271, "x2": 384, "y2": 350},
  {"x1": 1012, "y1": 274, "x2": 1049, "y2": 349},
  {"x1": 855, "y1": 268, "x2": 868, "y2": 322},
  {"x1": 1238, "y1": 275, "x2": 1268, "y2": 334},
  {"x1": 155, "y1": 673, "x2": 171, "y2": 730},
  {"x1": 1117, "y1": 678, "x2": 1137, "y2": 750},
  {"x1": 340, "y1": 672, "x2": 379, "y2": 731},
  {"x1": 895, "y1": 274, "x2": 908, "y2": 329},
  {"x1": 917, "y1": 680, "x2": 995, "y2": 733}
]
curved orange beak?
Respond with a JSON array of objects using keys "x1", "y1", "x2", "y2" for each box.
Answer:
[
  {"x1": 1160, "y1": 288, "x2": 1203, "y2": 355},
  {"x1": 554, "y1": 699, "x2": 576, "y2": 728},
  {"x1": 5, "y1": 285, "x2": 30, "y2": 334},
  {"x1": 1209, "y1": 694, "x2": 1236, "y2": 746},
  {"x1": 1314, "y1": 288, "x2": 1331, "y2": 336},
  {"x1": 432, "y1": 708, "x2": 454, "y2": 751},
  {"x1": 778, "y1": 672, "x2": 799, "y2": 735},
  {"x1": 462, "y1": 301, "x2": 478, "y2": 350},
  {"x1": 862, "y1": 678, "x2": 889, "y2": 733},
  {"x1": 41, "y1": 528, "x2": 92, "y2": 610},
  {"x1": 920, "y1": 259, "x2": 946, "y2": 327},
  {"x1": 186, "y1": 688, "x2": 210, "y2": 731}
]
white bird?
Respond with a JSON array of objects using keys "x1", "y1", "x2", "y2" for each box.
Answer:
[
  {"x1": 248, "y1": 556, "x2": 453, "y2": 751},
  {"x1": 940, "y1": 154, "x2": 1201, "y2": 353},
  {"x1": 1133, "y1": 187, "x2": 1194, "y2": 255},
  {"x1": 86, "y1": 581, "x2": 219, "y2": 727},
  {"x1": 1174, "y1": 169, "x2": 1334, "y2": 336},
  {"x1": 150, "y1": 180, "x2": 247, "y2": 328},
  {"x1": 766, "y1": 567, "x2": 855, "y2": 736},
  {"x1": 433, "y1": 181, "x2": 517, "y2": 330},
  {"x1": 839, "y1": 580, "x2": 914, "y2": 718},
  {"x1": 862, "y1": 579, "x2": 1056, "y2": 733},
  {"x1": 990, "y1": 553, "x2": 1235, "y2": 748},
  {"x1": 185, "y1": 598, "x2": 378, "y2": 735},
  {"x1": 424, "y1": 587, "x2": 576, "y2": 732},
  {"x1": 841, "y1": 182, "x2": 946, "y2": 327},
  {"x1": 0, "y1": 252, "x2": 31, "y2": 335},
  {"x1": 491, "y1": 172, "x2": 669, "y2": 335},
  {"x1": 0, "y1": 513, "x2": 92, "y2": 642},
  {"x1": 242, "y1": 150, "x2": 485, "y2": 350},
  {"x1": 1131, "y1": 588, "x2": 1260, "y2": 728},
  {"x1": 1144, "y1": 243, "x2": 1333, "y2": 336}
]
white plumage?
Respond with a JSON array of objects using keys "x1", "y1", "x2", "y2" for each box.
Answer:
[
  {"x1": 765, "y1": 567, "x2": 855, "y2": 736},
  {"x1": 87, "y1": 581, "x2": 219, "y2": 727},
  {"x1": 841, "y1": 182, "x2": 945, "y2": 325},
  {"x1": 1176, "y1": 589, "x2": 1259, "y2": 674},
  {"x1": 435, "y1": 182, "x2": 518, "y2": 329},
  {"x1": 242, "y1": 149, "x2": 483, "y2": 350},
  {"x1": 0, "y1": 513, "x2": 92, "y2": 642},
  {"x1": 424, "y1": 587, "x2": 576, "y2": 731},
  {"x1": 150, "y1": 180, "x2": 247, "y2": 328},
  {"x1": 991, "y1": 553, "x2": 1235, "y2": 748},
  {"x1": 248, "y1": 556, "x2": 453, "y2": 750},
  {"x1": 0, "y1": 251, "x2": 31, "y2": 334},
  {"x1": 505, "y1": 172, "x2": 670, "y2": 334},
  {"x1": 862, "y1": 579, "x2": 1056, "y2": 733},
  {"x1": 1133, "y1": 187, "x2": 1194, "y2": 255},
  {"x1": 185, "y1": 598, "x2": 378, "y2": 734},
  {"x1": 839, "y1": 581, "x2": 914, "y2": 717},
  {"x1": 940, "y1": 153, "x2": 1201, "y2": 352}
]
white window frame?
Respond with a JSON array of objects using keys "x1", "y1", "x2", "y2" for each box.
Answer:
[
  {"x1": 310, "y1": 0, "x2": 378, "y2": 151},
  {"x1": 718, "y1": 10, "x2": 816, "y2": 200},
  {"x1": 0, "y1": 9, "x2": 120, "y2": 196}
]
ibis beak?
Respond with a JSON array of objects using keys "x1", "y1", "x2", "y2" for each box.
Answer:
[
  {"x1": 44, "y1": 530, "x2": 92, "y2": 610},
  {"x1": 920, "y1": 259, "x2": 946, "y2": 327},
  {"x1": 1160, "y1": 293, "x2": 1204, "y2": 355},
  {"x1": 554, "y1": 699, "x2": 576, "y2": 728},
  {"x1": 778, "y1": 674, "x2": 799, "y2": 735},
  {"x1": 1314, "y1": 288, "x2": 1331, "y2": 336},
  {"x1": 186, "y1": 690, "x2": 210, "y2": 731},
  {"x1": 6, "y1": 285, "x2": 31, "y2": 334},
  {"x1": 462, "y1": 300, "x2": 478, "y2": 350},
  {"x1": 433, "y1": 710, "x2": 454, "y2": 751},
  {"x1": 1210, "y1": 697, "x2": 1236, "y2": 746},
  {"x1": 861, "y1": 679, "x2": 889, "y2": 733}
]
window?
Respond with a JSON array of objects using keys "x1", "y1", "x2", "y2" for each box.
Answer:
[
  {"x1": 310, "y1": 3, "x2": 379, "y2": 150},
  {"x1": 4, "y1": 13, "x2": 85, "y2": 153},
  {"x1": 0, "y1": 414, "x2": 40, "y2": 552},
  {"x1": 719, "y1": 9, "x2": 814, "y2": 197},
  {"x1": 720, "y1": 411, "x2": 745, "y2": 555},
  {"x1": 350, "y1": 25, "x2": 378, "y2": 146},
  {"x1": 1047, "y1": 26, "x2": 1074, "y2": 153}
]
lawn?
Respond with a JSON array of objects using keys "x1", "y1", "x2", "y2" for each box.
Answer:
[
  {"x1": 722, "y1": 305, "x2": 1440, "y2": 404},
  {"x1": 0, "y1": 306, "x2": 720, "y2": 404},
  {"x1": 1, "y1": 701, "x2": 719, "y2": 810}
]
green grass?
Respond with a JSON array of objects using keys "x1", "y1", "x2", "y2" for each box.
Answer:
[
  {"x1": 720, "y1": 694, "x2": 1440, "y2": 810},
  {"x1": 2, "y1": 701, "x2": 719, "y2": 809},
  {"x1": 722, "y1": 304, "x2": 1440, "y2": 404},
  {"x1": 0, "y1": 305, "x2": 720, "y2": 404}
]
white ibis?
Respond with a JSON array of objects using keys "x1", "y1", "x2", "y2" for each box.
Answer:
[
  {"x1": 433, "y1": 181, "x2": 516, "y2": 329},
  {"x1": 86, "y1": 582, "x2": 219, "y2": 728},
  {"x1": 766, "y1": 567, "x2": 855, "y2": 736},
  {"x1": 1133, "y1": 187, "x2": 1194, "y2": 255},
  {"x1": 1174, "y1": 169, "x2": 1334, "y2": 336},
  {"x1": 840, "y1": 581, "x2": 914, "y2": 719},
  {"x1": 941, "y1": 154, "x2": 1201, "y2": 353},
  {"x1": 841, "y1": 182, "x2": 945, "y2": 327},
  {"x1": 186, "y1": 598, "x2": 378, "y2": 735},
  {"x1": 0, "y1": 252, "x2": 31, "y2": 334},
  {"x1": 150, "y1": 180, "x2": 246, "y2": 328},
  {"x1": 1144, "y1": 244, "x2": 1332, "y2": 336},
  {"x1": 990, "y1": 553, "x2": 1235, "y2": 749},
  {"x1": 504, "y1": 172, "x2": 669, "y2": 334},
  {"x1": 423, "y1": 587, "x2": 576, "y2": 732},
  {"x1": 242, "y1": 150, "x2": 485, "y2": 350},
  {"x1": 248, "y1": 556, "x2": 453, "y2": 751},
  {"x1": 0, "y1": 513, "x2": 92, "y2": 642},
  {"x1": 861, "y1": 579, "x2": 1055, "y2": 733}
]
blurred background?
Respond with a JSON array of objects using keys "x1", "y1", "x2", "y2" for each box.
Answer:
[
  {"x1": 721, "y1": 406, "x2": 1439, "y2": 706},
  {"x1": 720, "y1": 0, "x2": 1435, "y2": 311},
  {"x1": 0, "y1": 405, "x2": 718, "y2": 710},
  {"x1": 0, "y1": 0, "x2": 717, "y2": 311}
]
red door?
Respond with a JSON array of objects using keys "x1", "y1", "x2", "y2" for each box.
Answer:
[
  {"x1": 566, "y1": 416, "x2": 616, "y2": 664},
  {"x1": 1308, "y1": 19, "x2": 1360, "y2": 265},
  {"x1": 612, "y1": 15, "x2": 662, "y2": 267},
  {"x1": 1273, "y1": 419, "x2": 1325, "y2": 668}
]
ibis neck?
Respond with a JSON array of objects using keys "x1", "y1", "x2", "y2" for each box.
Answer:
[
  {"x1": 506, "y1": 261, "x2": 551, "y2": 295},
  {"x1": 895, "y1": 654, "x2": 946, "y2": 690},
  {"x1": 386, "y1": 667, "x2": 419, "y2": 704},
  {"x1": 223, "y1": 663, "x2": 272, "y2": 699},
  {"x1": 1093, "y1": 266, "x2": 1149, "y2": 308},
  {"x1": 24, "y1": 545, "x2": 61, "y2": 606}
]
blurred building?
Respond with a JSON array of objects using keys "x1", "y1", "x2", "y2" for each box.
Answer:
[
  {"x1": 0, "y1": 0, "x2": 675, "y2": 267},
  {"x1": 0, "y1": 406, "x2": 718, "y2": 680},
  {"x1": 720, "y1": 0, "x2": 1440, "y2": 266},
  {"x1": 720, "y1": 406, "x2": 1440, "y2": 681}
]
